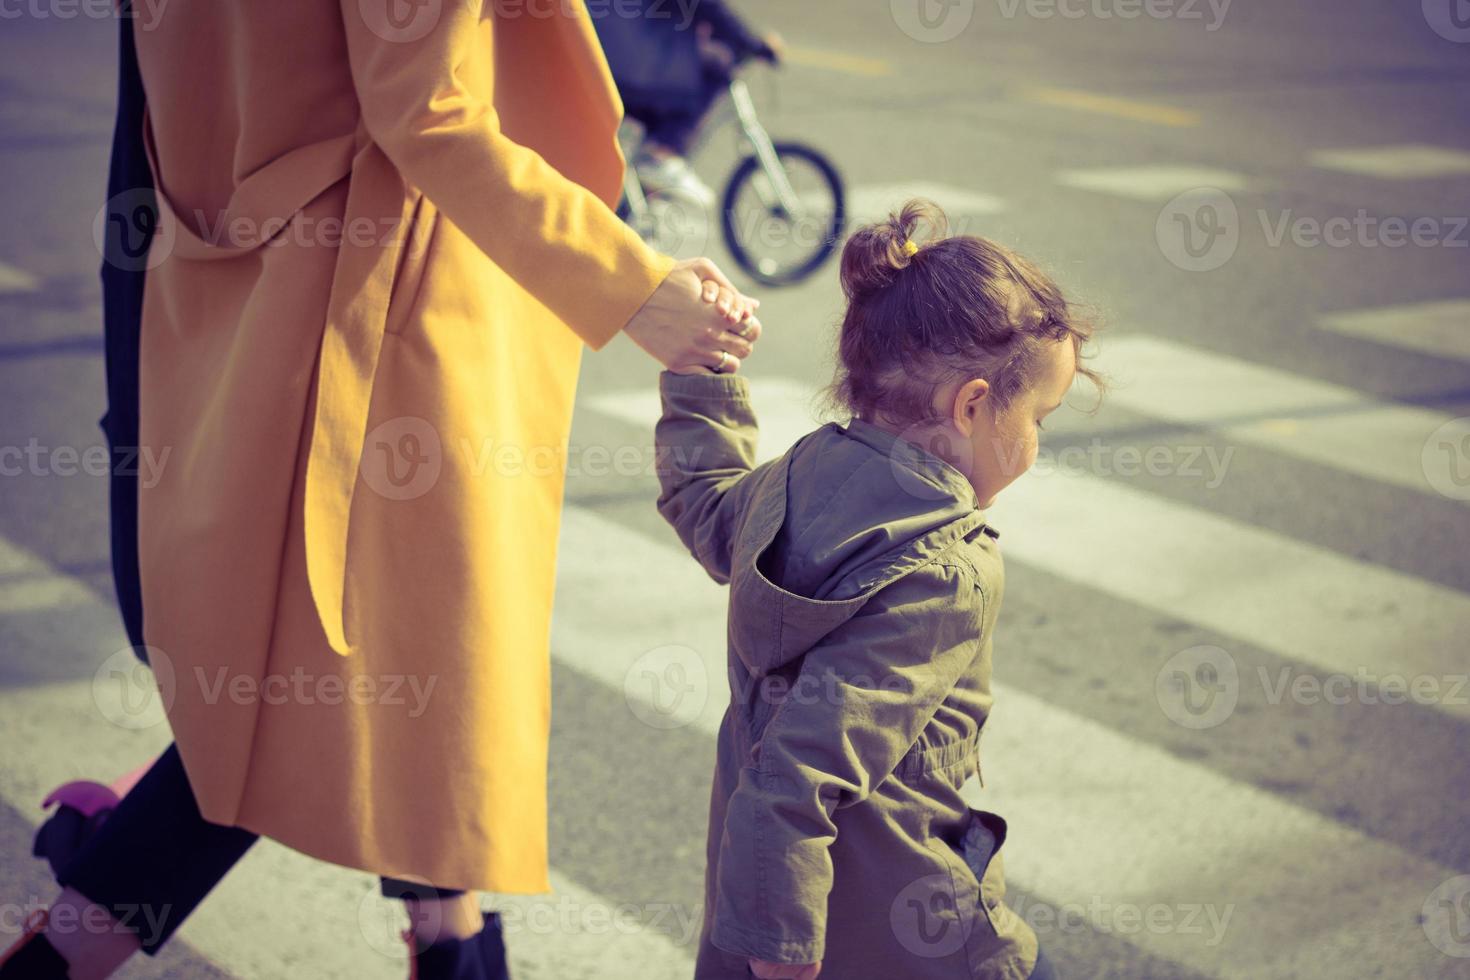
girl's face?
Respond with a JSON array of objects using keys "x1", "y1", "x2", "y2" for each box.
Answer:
[{"x1": 925, "y1": 337, "x2": 1077, "y2": 508}]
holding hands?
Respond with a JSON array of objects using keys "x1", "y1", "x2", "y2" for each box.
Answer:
[{"x1": 623, "y1": 258, "x2": 762, "y2": 375}]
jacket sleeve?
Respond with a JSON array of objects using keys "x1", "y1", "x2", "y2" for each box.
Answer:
[
  {"x1": 710, "y1": 560, "x2": 985, "y2": 965},
  {"x1": 338, "y1": 0, "x2": 676, "y2": 350},
  {"x1": 654, "y1": 370, "x2": 768, "y2": 584}
]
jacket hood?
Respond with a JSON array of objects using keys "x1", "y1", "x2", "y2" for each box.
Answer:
[{"x1": 726, "y1": 417, "x2": 992, "y2": 676}]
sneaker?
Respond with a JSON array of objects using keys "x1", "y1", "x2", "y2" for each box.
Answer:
[{"x1": 634, "y1": 152, "x2": 716, "y2": 207}]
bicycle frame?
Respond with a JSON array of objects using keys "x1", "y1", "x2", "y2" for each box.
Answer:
[
  {"x1": 621, "y1": 71, "x2": 807, "y2": 224},
  {"x1": 725, "y1": 78, "x2": 806, "y2": 221}
]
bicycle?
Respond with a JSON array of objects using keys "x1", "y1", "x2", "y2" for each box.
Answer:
[{"x1": 617, "y1": 52, "x2": 846, "y2": 288}]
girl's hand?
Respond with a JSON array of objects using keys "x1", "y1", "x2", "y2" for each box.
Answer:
[
  {"x1": 624, "y1": 258, "x2": 760, "y2": 376},
  {"x1": 664, "y1": 277, "x2": 763, "y2": 376},
  {"x1": 749, "y1": 959, "x2": 821, "y2": 979}
]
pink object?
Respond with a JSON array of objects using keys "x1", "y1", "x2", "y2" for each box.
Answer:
[{"x1": 41, "y1": 761, "x2": 152, "y2": 817}]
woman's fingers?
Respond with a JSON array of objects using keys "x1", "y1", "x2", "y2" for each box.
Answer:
[
  {"x1": 621, "y1": 259, "x2": 761, "y2": 372},
  {"x1": 701, "y1": 281, "x2": 758, "y2": 327},
  {"x1": 733, "y1": 311, "x2": 762, "y2": 343},
  {"x1": 691, "y1": 256, "x2": 738, "y2": 296},
  {"x1": 716, "y1": 323, "x2": 757, "y2": 360}
]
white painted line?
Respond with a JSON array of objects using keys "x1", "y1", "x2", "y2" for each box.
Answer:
[
  {"x1": 0, "y1": 538, "x2": 98, "y2": 614},
  {"x1": 1309, "y1": 144, "x2": 1470, "y2": 180},
  {"x1": 1094, "y1": 334, "x2": 1465, "y2": 500},
  {"x1": 0, "y1": 261, "x2": 38, "y2": 295},
  {"x1": 0, "y1": 536, "x2": 696, "y2": 980},
  {"x1": 586, "y1": 377, "x2": 823, "y2": 465},
  {"x1": 587, "y1": 376, "x2": 1470, "y2": 711},
  {"x1": 1319, "y1": 299, "x2": 1470, "y2": 363},
  {"x1": 979, "y1": 684, "x2": 1462, "y2": 980},
  {"x1": 1054, "y1": 166, "x2": 1249, "y2": 201},
  {"x1": 552, "y1": 505, "x2": 1463, "y2": 980},
  {"x1": 847, "y1": 182, "x2": 1007, "y2": 224}
]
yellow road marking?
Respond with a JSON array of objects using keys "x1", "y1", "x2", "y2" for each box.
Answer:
[
  {"x1": 1024, "y1": 86, "x2": 1199, "y2": 127},
  {"x1": 782, "y1": 45, "x2": 894, "y2": 77}
]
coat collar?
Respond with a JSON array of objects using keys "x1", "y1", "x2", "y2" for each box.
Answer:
[
  {"x1": 838, "y1": 417, "x2": 985, "y2": 514},
  {"x1": 725, "y1": 419, "x2": 992, "y2": 677}
]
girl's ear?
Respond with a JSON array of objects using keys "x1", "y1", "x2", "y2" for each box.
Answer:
[{"x1": 951, "y1": 378, "x2": 991, "y2": 435}]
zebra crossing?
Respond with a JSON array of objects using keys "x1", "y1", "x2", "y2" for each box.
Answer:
[
  {"x1": 570, "y1": 323, "x2": 1470, "y2": 977},
  {"x1": 2, "y1": 162, "x2": 1468, "y2": 978}
]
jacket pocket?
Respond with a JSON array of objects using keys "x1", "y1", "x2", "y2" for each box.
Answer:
[
  {"x1": 926, "y1": 808, "x2": 1008, "y2": 978},
  {"x1": 959, "y1": 809, "x2": 1008, "y2": 919}
]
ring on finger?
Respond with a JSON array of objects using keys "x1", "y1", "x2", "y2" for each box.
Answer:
[{"x1": 717, "y1": 350, "x2": 733, "y2": 373}]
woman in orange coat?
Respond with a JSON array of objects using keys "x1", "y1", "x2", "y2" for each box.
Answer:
[{"x1": 0, "y1": 1, "x2": 760, "y2": 977}]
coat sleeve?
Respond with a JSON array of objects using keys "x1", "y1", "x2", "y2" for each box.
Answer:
[
  {"x1": 654, "y1": 370, "x2": 768, "y2": 584},
  {"x1": 338, "y1": 1, "x2": 676, "y2": 350},
  {"x1": 710, "y1": 560, "x2": 986, "y2": 965}
]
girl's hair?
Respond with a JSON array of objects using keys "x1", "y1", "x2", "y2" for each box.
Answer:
[{"x1": 822, "y1": 199, "x2": 1105, "y2": 426}]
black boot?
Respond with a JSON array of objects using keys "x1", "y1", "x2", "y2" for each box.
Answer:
[
  {"x1": 0, "y1": 910, "x2": 70, "y2": 979},
  {"x1": 406, "y1": 912, "x2": 509, "y2": 980}
]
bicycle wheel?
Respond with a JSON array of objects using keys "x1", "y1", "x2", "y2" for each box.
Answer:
[{"x1": 721, "y1": 142, "x2": 845, "y2": 287}]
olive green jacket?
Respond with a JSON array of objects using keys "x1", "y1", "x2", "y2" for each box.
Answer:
[{"x1": 655, "y1": 371, "x2": 1040, "y2": 980}]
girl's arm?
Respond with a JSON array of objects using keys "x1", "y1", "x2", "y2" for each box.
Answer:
[
  {"x1": 654, "y1": 371, "x2": 770, "y2": 584},
  {"x1": 710, "y1": 560, "x2": 987, "y2": 967}
]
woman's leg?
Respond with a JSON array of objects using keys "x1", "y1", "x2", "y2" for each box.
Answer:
[
  {"x1": 383, "y1": 880, "x2": 507, "y2": 980},
  {"x1": 38, "y1": 744, "x2": 257, "y2": 975},
  {"x1": 380, "y1": 878, "x2": 481, "y2": 945}
]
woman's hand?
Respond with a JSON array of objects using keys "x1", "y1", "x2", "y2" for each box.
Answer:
[
  {"x1": 749, "y1": 958, "x2": 821, "y2": 979},
  {"x1": 625, "y1": 258, "x2": 762, "y2": 375}
]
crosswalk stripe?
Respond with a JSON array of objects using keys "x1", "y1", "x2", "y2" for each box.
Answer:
[
  {"x1": 586, "y1": 378, "x2": 824, "y2": 466},
  {"x1": 1093, "y1": 333, "x2": 1469, "y2": 500},
  {"x1": 0, "y1": 538, "x2": 696, "y2": 979},
  {"x1": 1054, "y1": 166, "x2": 1249, "y2": 201},
  {"x1": 553, "y1": 505, "x2": 1462, "y2": 980},
  {"x1": 1308, "y1": 144, "x2": 1470, "y2": 180},
  {"x1": 585, "y1": 377, "x2": 1470, "y2": 715},
  {"x1": 0, "y1": 261, "x2": 38, "y2": 295},
  {"x1": 1318, "y1": 299, "x2": 1470, "y2": 363},
  {"x1": 0, "y1": 538, "x2": 100, "y2": 615}
]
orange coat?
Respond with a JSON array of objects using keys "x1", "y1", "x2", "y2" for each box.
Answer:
[{"x1": 131, "y1": 0, "x2": 675, "y2": 892}]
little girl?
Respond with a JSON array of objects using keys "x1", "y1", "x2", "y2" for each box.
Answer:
[{"x1": 654, "y1": 199, "x2": 1101, "y2": 980}]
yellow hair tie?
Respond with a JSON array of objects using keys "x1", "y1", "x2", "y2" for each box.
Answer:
[{"x1": 902, "y1": 239, "x2": 919, "y2": 257}]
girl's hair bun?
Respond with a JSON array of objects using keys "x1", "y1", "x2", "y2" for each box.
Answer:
[{"x1": 839, "y1": 198, "x2": 948, "y2": 303}]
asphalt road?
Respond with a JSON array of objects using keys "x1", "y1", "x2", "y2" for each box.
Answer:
[{"x1": 1, "y1": 1, "x2": 1468, "y2": 978}]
